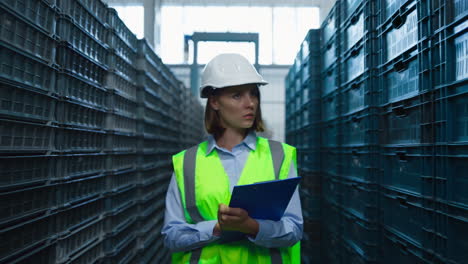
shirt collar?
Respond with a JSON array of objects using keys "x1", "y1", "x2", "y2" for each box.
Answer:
[{"x1": 206, "y1": 131, "x2": 257, "y2": 156}]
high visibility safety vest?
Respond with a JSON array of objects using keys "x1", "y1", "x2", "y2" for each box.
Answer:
[{"x1": 171, "y1": 137, "x2": 301, "y2": 264}]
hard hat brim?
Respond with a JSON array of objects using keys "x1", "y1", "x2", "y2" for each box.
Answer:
[{"x1": 200, "y1": 80, "x2": 268, "y2": 98}]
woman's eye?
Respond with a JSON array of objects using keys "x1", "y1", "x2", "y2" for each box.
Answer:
[{"x1": 232, "y1": 93, "x2": 241, "y2": 99}]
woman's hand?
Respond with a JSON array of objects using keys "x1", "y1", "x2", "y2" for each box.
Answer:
[{"x1": 217, "y1": 204, "x2": 259, "y2": 237}]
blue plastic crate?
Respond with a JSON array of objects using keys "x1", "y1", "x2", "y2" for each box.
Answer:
[
  {"x1": 340, "y1": 178, "x2": 378, "y2": 222},
  {"x1": 0, "y1": 155, "x2": 56, "y2": 190},
  {"x1": 107, "y1": 169, "x2": 138, "y2": 193},
  {"x1": 382, "y1": 229, "x2": 434, "y2": 264},
  {"x1": 432, "y1": 23, "x2": 468, "y2": 88},
  {"x1": 0, "y1": 119, "x2": 56, "y2": 153},
  {"x1": 382, "y1": 188, "x2": 434, "y2": 249},
  {"x1": 0, "y1": 213, "x2": 56, "y2": 263},
  {"x1": 322, "y1": 226, "x2": 345, "y2": 264},
  {"x1": 341, "y1": 74, "x2": 377, "y2": 115},
  {"x1": 0, "y1": 45, "x2": 57, "y2": 92},
  {"x1": 341, "y1": 0, "x2": 366, "y2": 23},
  {"x1": 55, "y1": 197, "x2": 104, "y2": 235},
  {"x1": 379, "y1": 4, "x2": 430, "y2": 65},
  {"x1": 434, "y1": 202, "x2": 468, "y2": 264},
  {"x1": 339, "y1": 146, "x2": 380, "y2": 184},
  {"x1": 342, "y1": 210, "x2": 379, "y2": 262},
  {"x1": 341, "y1": 109, "x2": 379, "y2": 147},
  {"x1": 103, "y1": 217, "x2": 137, "y2": 254},
  {"x1": 0, "y1": 7, "x2": 57, "y2": 64},
  {"x1": 107, "y1": 8, "x2": 138, "y2": 51},
  {"x1": 322, "y1": 92, "x2": 341, "y2": 122},
  {"x1": 55, "y1": 174, "x2": 106, "y2": 208},
  {"x1": 56, "y1": 0, "x2": 108, "y2": 44},
  {"x1": 105, "y1": 112, "x2": 137, "y2": 135},
  {"x1": 57, "y1": 100, "x2": 106, "y2": 130},
  {"x1": 103, "y1": 234, "x2": 137, "y2": 264},
  {"x1": 0, "y1": 183, "x2": 55, "y2": 226},
  {"x1": 380, "y1": 95, "x2": 433, "y2": 146},
  {"x1": 103, "y1": 201, "x2": 137, "y2": 235},
  {"x1": 322, "y1": 175, "x2": 343, "y2": 207},
  {"x1": 434, "y1": 145, "x2": 468, "y2": 207},
  {"x1": 56, "y1": 72, "x2": 107, "y2": 109},
  {"x1": 322, "y1": 65, "x2": 340, "y2": 97},
  {"x1": 56, "y1": 17, "x2": 108, "y2": 66},
  {"x1": 1, "y1": 0, "x2": 57, "y2": 36},
  {"x1": 104, "y1": 185, "x2": 137, "y2": 212},
  {"x1": 0, "y1": 83, "x2": 57, "y2": 123},
  {"x1": 55, "y1": 217, "x2": 103, "y2": 264},
  {"x1": 380, "y1": 0, "x2": 431, "y2": 26},
  {"x1": 322, "y1": 200, "x2": 343, "y2": 236},
  {"x1": 14, "y1": 243, "x2": 57, "y2": 264},
  {"x1": 56, "y1": 45, "x2": 107, "y2": 87},
  {"x1": 323, "y1": 39, "x2": 339, "y2": 71},
  {"x1": 382, "y1": 146, "x2": 434, "y2": 197},
  {"x1": 108, "y1": 32, "x2": 137, "y2": 65},
  {"x1": 322, "y1": 2, "x2": 340, "y2": 46},
  {"x1": 431, "y1": 0, "x2": 468, "y2": 30},
  {"x1": 55, "y1": 127, "x2": 105, "y2": 153},
  {"x1": 321, "y1": 120, "x2": 341, "y2": 147},
  {"x1": 341, "y1": 0, "x2": 377, "y2": 56},
  {"x1": 298, "y1": 149, "x2": 321, "y2": 173},
  {"x1": 342, "y1": 42, "x2": 376, "y2": 85}
]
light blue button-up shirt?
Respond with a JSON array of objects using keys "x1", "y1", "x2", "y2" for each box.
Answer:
[{"x1": 161, "y1": 132, "x2": 303, "y2": 252}]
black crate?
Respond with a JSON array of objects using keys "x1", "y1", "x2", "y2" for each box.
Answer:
[
  {"x1": 0, "y1": 82, "x2": 57, "y2": 123},
  {"x1": 0, "y1": 213, "x2": 56, "y2": 263},
  {"x1": 0, "y1": 183, "x2": 55, "y2": 226},
  {"x1": 322, "y1": 200, "x2": 343, "y2": 239},
  {"x1": 14, "y1": 243, "x2": 56, "y2": 264},
  {"x1": 55, "y1": 0, "x2": 108, "y2": 44},
  {"x1": 339, "y1": 146, "x2": 380, "y2": 184},
  {"x1": 0, "y1": 155, "x2": 56, "y2": 190},
  {"x1": 105, "y1": 112, "x2": 137, "y2": 135},
  {"x1": 56, "y1": 16, "x2": 108, "y2": 66},
  {"x1": 431, "y1": 0, "x2": 468, "y2": 31},
  {"x1": 55, "y1": 197, "x2": 104, "y2": 236},
  {"x1": 433, "y1": 202, "x2": 468, "y2": 263},
  {"x1": 382, "y1": 145, "x2": 434, "y2": 197},
  {"x1": 380, "y1": 95, "x2": 433, "y2": 146},
  {"x1": 108, "y1": 31, "x2": 137, "y2": 65},
  {"x1": 107, "y1": 51, "x2": 137, "y2": 82},
  {"x1": 321, "y1": 148, "x2": 341, "y2": 176},
  {"x1": 55, "y1": 127, "x2": 105, "y2": 153},
  {"x1": 381, "y1": 188, "x2": 435, "y2": 250},
  {"x1": 0, "y1": 119, "x2": 56, "y2": 153},
  {"x1": 104, "y1": 185, "x2": 137, "y2": 212},
  {"x1": 56, "y1": 71, "x2": 107, "y2": 109},
  {"x1": 1, "y1": 0, "x2": 56, "y2": 36},
  {"x1": 103, "y1": 201, "x2": 137, "y2": 234},
  {"x1": 322, "y1": 175, "x2": 343, "y2": 207},
  {"x1": 63, "y1": 238, "x2": 103, "y2": 264},
  {"x1": 0, "y1": 45, "x2": 57, "y2": 93},
  {"x1": 105, "y1": 71, "x2": 138, "y2": 102},
  {"x1": 106, "y1": 169, "x2": 138, "y2": 193},
  {"x1": 342, "y1": 210, "x2": 379, "y2": 263},
  {"x1": 102, "y1": 218, "x2": 137, "y2": 257},
  {"x1": 55, "y1": 174, "x2": 106, "y2": 208},
  {"x1": 107, "y1": 8, "x2": 138, "y2": 51},
  {"x1": 55, "y1": 217, "x2": 103, "y2": 264},
  {"x1": 56, "y1": 45, "x2": 107, "y2": 87},
  {"x1": 341, "y1": 108, "x2": 379, "y2": 147},
  {"x1": 322, "y1": 227, "x2": 345, "y2": 264},
  {"x1": 0, "y1": 6, "x2": 57, "y2": 64},
  {"x1": 434, "y1": 145, "x2": 468, "y2": 208},
  {"x1": 57, "y1": 100, "x2": 107, "y2": 130},
  {"x1": 106, "y1": 132, "x2": 138, "y2": 153},
  {"x1": 382, "y1": 228, "x2": 435, "y2": 264},
  {"x1": 107, "y1": 91, "x2": 138, "y2": 118},
  {"x1": 340, "y1": 178, "x2": 379, "y2": 222},
  {"x1": 56, "y1": 153, "x2": 106, "y2": 180},
  {"x1": 106, "y1": 153, "x2": 138, "y2": 173}
]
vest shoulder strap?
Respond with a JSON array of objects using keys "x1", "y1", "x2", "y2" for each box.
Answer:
[
  {"x1": 267, "y1": 139, "x2": 285, "y2": 180},
  {"x1": 183, "y1": 144, "x2": 205, "y2": 223}
]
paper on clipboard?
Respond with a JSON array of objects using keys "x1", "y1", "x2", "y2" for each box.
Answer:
[{"x1": 228, "y1": 177, "x2": 301, "y2": 221}]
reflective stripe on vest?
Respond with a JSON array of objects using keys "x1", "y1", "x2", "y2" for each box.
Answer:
[{"x1": 172, "y1": 137, "x2": 300, "y2": 263}]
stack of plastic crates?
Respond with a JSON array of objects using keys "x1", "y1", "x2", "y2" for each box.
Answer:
[
  {"x1": 318, "y1": 2, "x2": 345, "y2": 263},
  {"x1": 337, "y1": 0, "x2": 380, "y2": 263},
  {"x1": 377, "y1": 0, "x2": 437, "y2": 262},
  {"x1": 430, "y1": 0, "x2": 468, "y2": 263}
]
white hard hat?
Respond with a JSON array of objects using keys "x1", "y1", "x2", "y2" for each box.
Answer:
[{"x1": 200, "y1": 53, "x2": 268, "y2": 98}]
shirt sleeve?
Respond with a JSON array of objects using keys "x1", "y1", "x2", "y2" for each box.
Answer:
[
  {"x1": 247, "y1": 162, "x2": 304, "y2": 248},
  {"x1": 161, "y1": 173, "x2": 220, "y2": 252}
]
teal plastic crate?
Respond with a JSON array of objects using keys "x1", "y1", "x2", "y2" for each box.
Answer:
[
  {"x1": 1, "y1": 0, "x2": 57, "y2": 36},
  {"x1": 55, "y1": 127, "x2": 105, "y2": 153},
  {"x1": 431, "y1": 0, "x2": 468, "y2": 30},
  {"x1": 107, "y1": 8, "x2": 138, "y2": 51},
  {"x1": 0, "y1": 119, "x2": 56, "y2": 153},
  {"x1": 0, "y1": 155, "x2": 56, "y2": 190},
  {"x1": 56, "y1": 71, "x2": 107, "y2": 108},
  {"x1": 339, "y1": 146, "x2": 380, "y2": 184},
  {"x1": 342, "y1": 210, "x2": 379, "y2": 263},
  {"x1": 57, "y1": 100, "x2": 107, "y2": 130}
]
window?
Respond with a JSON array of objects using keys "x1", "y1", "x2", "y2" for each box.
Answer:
[{"x1": 161, "y1": 6, "x2": 319, "y2": 65}]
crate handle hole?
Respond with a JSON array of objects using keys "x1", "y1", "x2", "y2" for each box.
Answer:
[
  {"x1": 350, "y1": 14, "x2": 360, "y2": 25},
  {"x1": 392, "y1": 106, "x2": 407, "y2": 117},
  {"x1": 391, "y1": 14, "x2": 406, "y2": 29}
]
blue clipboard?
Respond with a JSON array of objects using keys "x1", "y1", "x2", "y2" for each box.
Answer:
[{"x1": 229, "y1": 177, "x2": 301, "y2": 221}]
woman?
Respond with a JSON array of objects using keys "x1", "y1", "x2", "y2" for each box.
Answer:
[{"x1": 162, "y1": 53, "x2": 303, "y2": 263}]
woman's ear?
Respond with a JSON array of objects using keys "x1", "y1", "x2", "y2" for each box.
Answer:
[{"x1": 209, "y1": 96, "x2": 220, "y2": 111}]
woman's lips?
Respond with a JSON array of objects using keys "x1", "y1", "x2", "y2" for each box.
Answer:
[{"x1": 243, "y1": 114, "x2": 254, "y2": 119}]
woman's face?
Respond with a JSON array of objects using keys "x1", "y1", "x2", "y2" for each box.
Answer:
[{"x1": 210, "y1": 84, "x2": 259, "y2": 131}]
